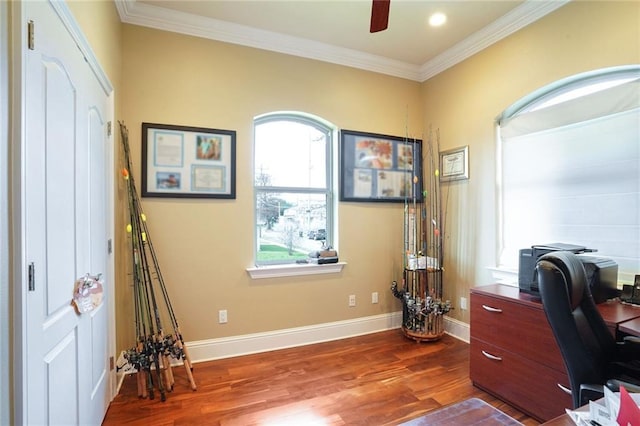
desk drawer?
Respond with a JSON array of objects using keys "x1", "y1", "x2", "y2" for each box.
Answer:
[
  {"x1": 470, "y1": 337, "x2": 572, "y2": 422},
  {"x1": 471, "y1": 292, "x2": 564, "y2": 370}
]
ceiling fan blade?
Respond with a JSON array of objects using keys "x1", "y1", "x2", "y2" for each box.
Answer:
[{"x1": 370, "y1": 0, "x2": 390, "y2": 33}]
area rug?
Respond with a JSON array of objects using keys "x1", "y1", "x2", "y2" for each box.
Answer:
[{"x1": 399, "y1": 398, "x2": 524, "y2": 425}]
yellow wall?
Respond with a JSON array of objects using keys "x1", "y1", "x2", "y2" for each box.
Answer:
[
  {"x1": 67, "y1": 0, "x2": 122, "y2": 89},
  {"x1": 118, "y1": 25, "x2": 423, "y2": 349},
  {"x1": 68, "y1": 0, "x2": 639, "y2": 352},
  {"x1": 423, "y1": 0, "x2": 640, "y2": 324}
]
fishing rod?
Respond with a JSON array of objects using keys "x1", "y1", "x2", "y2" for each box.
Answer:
[
  {"x1": 131, "y1": 187, "x2": 167, "y2": 401},
  {"x1": 118, "y1": 122, "x2": 197, "y2": 400},
  {"x1": 130, "y1": 189, "x2": 195, "y2": 384},
  {"x1": 128, "y1": 180, "x2": 184, "y2": 394},
  {"x1": 434, "y1": 129, "x2": 444, "y2": 298},
  {"x1": 123, "y1": 125, "x2": 196, "y2": 392},
  {"x1": 121, "y1": 124, "x2": 155, "y2": 398},
  {"x1": 425, "y1": 126, "x2": 441, "y2": 299},
  {"x1": 120, "y1": 123, "x2": 164, "y2": 401}
]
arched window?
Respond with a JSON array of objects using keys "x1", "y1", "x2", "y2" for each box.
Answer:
[
  {"x1": 496, "y1": 65, "x2": 640, "y2": 283},
  {"x1": 253, "y1": 112, "x2": 336, "y2": 266}
]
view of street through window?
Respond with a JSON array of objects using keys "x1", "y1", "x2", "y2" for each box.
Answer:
[{"x1": 259, "y1": 226, "x2": 328, "y2": 257}]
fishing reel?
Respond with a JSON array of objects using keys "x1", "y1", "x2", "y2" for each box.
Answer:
[
  {"x1": 123, "y1": 347, "x2": 152, "y2": 372},
  {"x1": 391, "y1": 280, "x2": 406, "y2": 299}
]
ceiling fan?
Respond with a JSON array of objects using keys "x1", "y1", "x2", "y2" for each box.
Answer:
[{"x1": 370, "y1": 0, "x2": 391, "y2": 33}]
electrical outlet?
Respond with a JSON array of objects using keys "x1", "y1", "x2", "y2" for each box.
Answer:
[
  {"x1": 372, "y1": 292, "x2": 379, "y2": 304},
  {"x1": 218, "y1": 309, "x2": 228, "y2": 323},
  {"x1": 349, "y1": 294, "x2": 356, "y2": 307},
  {"x1": 460, "y1": 297, "x2": 468, "y2": 310}
]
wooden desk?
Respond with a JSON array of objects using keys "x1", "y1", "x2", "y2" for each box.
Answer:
[
  {"x1": 541, "y1": 303, "x2": 640, "y2": 425},
  {"x1": 541, "y1": 404, "x2": 588, "y2": 425},
  {"x1": 597, "y1": 300, "x2": 640, "y2": 337},
  {"x1": 470, "y1": 286, "x2": 640, "y2": 422},
  {"x1": 619, "y1": 316, "x2": 640, "y2": 337},
  {"x1": 470, "y1": 285, "x2": 572, "y2": 421}
]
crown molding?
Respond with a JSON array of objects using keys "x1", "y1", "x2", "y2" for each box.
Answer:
[
  {"x1": 418, "y1": 0, "x2": 569, "y2": 81},
  {"x1": 115, "y1": 0, "x2": 422, "y2": 80},
  {"x1": 115, "y1": 0, "x2": 568, "y2": 83}
]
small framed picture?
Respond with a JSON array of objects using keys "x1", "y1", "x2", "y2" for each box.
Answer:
[
  {"x1": 141, "y1": 122, "x2": 236, "y2": 199},
  {"x1": 439, "y1": 145, "x2": 469, "y2": 182}
]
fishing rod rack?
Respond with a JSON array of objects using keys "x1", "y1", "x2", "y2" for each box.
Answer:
[
  {"x1": 118, "y1": 122, "x2": 196, "y2": 401},
  {"x1": 391, "y1": 128, "x2": 451, "y2": 342}
]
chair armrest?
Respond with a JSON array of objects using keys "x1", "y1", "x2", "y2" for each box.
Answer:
[
  {"x1": 579, "y1": 384, "x2": 605, "y2": 406},
  {"x1": 623, "y1": 335, "x2": 640, "y2": 344},
  {"x1": 580, "y1": 381, "x2": 640, "y2": 407}
]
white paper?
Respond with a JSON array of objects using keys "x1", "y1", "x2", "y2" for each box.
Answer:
[
  {"x1": 589, "y1": 399, "x2": 615, "y2": 425},
  {"x1": 565, "y1": 388, "x2": 640, "y2": 426},
  {"x1": 353, "y1": 169, "x2": 373, "y2": 197},
  {"x1": 154, "y1": 132, "x2": 183, "y2": 167}
]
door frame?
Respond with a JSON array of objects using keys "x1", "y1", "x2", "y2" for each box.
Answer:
[
  {"x1": 1, "y1": 1, "x2": 10, "y2": 424},
  {"x1": 9, "y1": 1, "x2": 116, "y2": 423}
]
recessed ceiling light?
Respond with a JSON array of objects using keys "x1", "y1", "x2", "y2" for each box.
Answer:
[{"x1": 429, "y1": 12, "x2": 447, "y2": 27}]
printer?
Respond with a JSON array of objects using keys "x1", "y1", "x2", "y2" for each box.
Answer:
[{"x1": 518, "y1": 243, "x2": 619, "y2": 303}]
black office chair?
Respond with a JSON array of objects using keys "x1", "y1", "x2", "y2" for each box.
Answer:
[{"x1": 536, "y1": 251, "x2": 640, "y2": 408}]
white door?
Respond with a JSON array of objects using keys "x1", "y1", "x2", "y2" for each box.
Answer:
[{"x1": 24, "y1": 1, "x2": 111, "y2": 424}]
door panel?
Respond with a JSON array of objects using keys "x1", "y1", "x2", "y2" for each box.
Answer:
[
  {"x1": 45, "y1": 332, "x2": 79, "y2": 425},
  {"x1": 43, "y1": 57, "x2": 77, "y2": 315},
  {"x1": 25, "y1": 26, "x2": 83, "y2": 426},
  {"x1": 90, "y1": 304, "x2": 108, "y2": 398},
  {"x1": 87, "y1": 64, "x2": 109, "y2": 424},
  {"x1": 24, "y1": 2, "x2": 110, "y2": 424}
]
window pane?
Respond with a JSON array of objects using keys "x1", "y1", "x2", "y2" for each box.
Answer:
[
  {"x1": 256, "y1": 191, "x2": 328, "y2": 265},
  {"x1": 255, "y1": 120, "x2": 327, "y2": 188},
  {"x1": 498, "y1": 68, "x2": 640, "y2": 283}
]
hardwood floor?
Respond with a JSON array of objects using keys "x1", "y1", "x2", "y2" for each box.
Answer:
[{"x1": 103, "y1": 330, "x2": 541, "y2": 425}]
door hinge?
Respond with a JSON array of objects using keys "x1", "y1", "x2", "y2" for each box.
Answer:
[
  {"x1": 28, "y1": 262, "x2": 35, "y2": 291},
  {"x1": 27, "y1": 20, "x2": 34, "y2": 50},
  {"x1": 107, "y1": 239, "x2": 112, "y2": 254},
  {"x1": 107, "y1": 121, "x2": 112, "y2": 137},
  {"x1": 109, "y1": 356, "x2": 115, "y2": 371}
]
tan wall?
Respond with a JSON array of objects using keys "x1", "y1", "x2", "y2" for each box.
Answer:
[
  {"x1": 67, "y1": 0, "x2": 639, "y2": 351},
  {"x1": 119, "y1": 24, "x2": 423, "y2": 349},
  {"x1": 67, "y1": 0, "x2": 122, "y2": 89},
  {"x1": 422, "y1": 0, "x2": 640, "y2": 324}
]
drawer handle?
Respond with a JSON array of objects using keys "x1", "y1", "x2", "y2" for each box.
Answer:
[
  {"x1": 557, "y1": 383, "x2": 572, "y2": 395},
  {"x1": 482, "y1": 304, "x2": 503, "y2": 313},
  {"x1": 481, "y1": 350, "x2": 502, "y2": 361}
]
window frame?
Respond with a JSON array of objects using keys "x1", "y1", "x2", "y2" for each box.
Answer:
[
  {"x1": 495, "y1": 65, "x2": 640, "y2": 283},
  {"x1": 252, "y1": 112, "x2": 336, "y2": 269}
]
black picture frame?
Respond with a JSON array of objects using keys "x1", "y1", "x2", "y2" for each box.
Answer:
[
  {"x1": 141, "y1": 122, "x2": 236, "y2": 199},
  {"x1": 340, "y1": 130, "x2": 423, "y2": 203}
]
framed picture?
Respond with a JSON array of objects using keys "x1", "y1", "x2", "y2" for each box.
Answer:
[
  {"x1": 340, "y1": 130, "x2": 423, "y2": 203},
  {"x1": 439, "y1": 145, "x2": 469, "y2": 182},
  {"x1": 141, "y1": 122, "x2": 236, "y2": 199}
]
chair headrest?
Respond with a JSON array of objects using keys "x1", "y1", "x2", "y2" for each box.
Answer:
[{"x1": 537, "y1": 251, "x2": 587, "y2": 310}]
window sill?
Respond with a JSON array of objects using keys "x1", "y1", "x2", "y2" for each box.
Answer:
[
  {"x1": 487, "y1": 266, "x2": 518, "y2": 286},
  {"x1": 246, "y1": 262, "x2": 346, "y2": 279}
]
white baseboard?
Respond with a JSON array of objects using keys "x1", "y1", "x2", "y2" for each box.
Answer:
[
  {"x1": 443, "y1": 315, "x2": 470, "y2": 343},
  {"x1": 114, "y1": 350, "x2": 128, "y2": 395},
  {"x1": 186, "y1": 312, "x2": 470, "y2": 364},
  {"x1": 114, "y1": 312, "x2": 470, "y2": 392}
]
